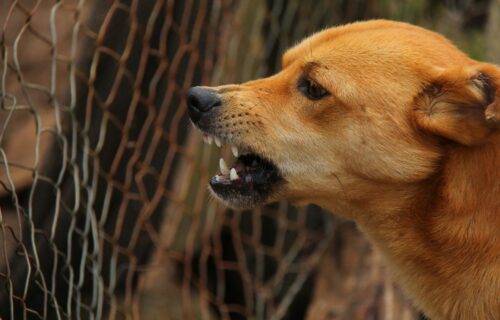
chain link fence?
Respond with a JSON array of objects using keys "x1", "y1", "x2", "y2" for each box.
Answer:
[{"x1": 0, "y1": 0, "x2": 498, "y2": 319}]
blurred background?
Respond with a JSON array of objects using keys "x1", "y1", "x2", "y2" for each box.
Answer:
[{"x1": 0, "y1": 0, "x2": 499, "y2": 319}]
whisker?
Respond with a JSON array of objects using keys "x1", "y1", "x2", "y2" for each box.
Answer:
[{"x1": 331, "y1": 171, "x2": 347, "y2": 201}]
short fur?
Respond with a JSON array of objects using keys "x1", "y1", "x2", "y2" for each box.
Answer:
[{"x1": 201, "y1": 20, "x2": 500, "y2": 319}]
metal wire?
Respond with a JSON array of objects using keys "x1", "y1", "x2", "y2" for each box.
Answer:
[{"x1": 0, "y1": 1, "x2": 335, "y2": 318}]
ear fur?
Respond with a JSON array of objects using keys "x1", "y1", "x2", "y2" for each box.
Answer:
[
  {"x1": 482, "y1": 64, "x2": 500, "y2": 126},
  {"x1": 414, "y1": 64, "x2": 500, "y2": 146}
]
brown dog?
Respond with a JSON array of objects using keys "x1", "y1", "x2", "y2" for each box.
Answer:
[{"x1": 187, "y1": 20, "x2": 500, "y2": 320}]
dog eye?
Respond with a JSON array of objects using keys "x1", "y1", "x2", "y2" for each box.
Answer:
[{"x1": 298, "y1": 77, "x2": 329, "y2": 100}]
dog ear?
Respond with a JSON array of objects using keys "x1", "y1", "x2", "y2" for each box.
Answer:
[{"x1": 413, "y1": 64, "x2": 500, "y2": 146}]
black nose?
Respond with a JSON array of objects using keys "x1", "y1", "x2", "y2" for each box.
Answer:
[{"x1": 187, "y1": 86, "x2": 222, "y2": 123}]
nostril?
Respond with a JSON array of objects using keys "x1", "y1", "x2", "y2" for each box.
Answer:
[
  {"x1": 209, "y1": 98, "x2": 222, "y2": 109},
  {"x1": 188, "y1": 95, "x2": 201, "y2": 112}
]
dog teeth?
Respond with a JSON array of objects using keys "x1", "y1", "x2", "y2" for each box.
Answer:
[
  {"x1": 201, "y1": 134, "x2": 224, "y2": 147},
  {"x1": 219, "y1": 158, "x2": 229, "y2": 175},
  {"x1": 230, "y1": 168, "x2": 239, "y2": 181},
  {"x1": 215, "y1": 137, "x2": 222, "y2": 147},
  {"x1": 202, "y1": 134, "x2": 214, "y2": 145},
  {"x1": 215, "y1": 175, "x2": 221, "y2": 182},
  {"x1": 232, "y1": 146, "x2": 239, "y2": 157},
  {"x1": 200, "y1": 134, "x2": 244, "y2": 161}
]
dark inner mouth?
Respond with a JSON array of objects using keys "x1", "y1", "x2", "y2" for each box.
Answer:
[{"x1": 209, "y1": 153, "x2": 282, "y2": 197}]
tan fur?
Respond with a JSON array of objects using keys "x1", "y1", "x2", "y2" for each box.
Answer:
[{"x1": 205, "y1": 20, "x2": 500, "y2": 319}]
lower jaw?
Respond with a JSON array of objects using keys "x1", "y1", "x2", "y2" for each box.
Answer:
[
  {"x1": 209, "y1": 179, "x2": 275, "y2": 209},
  {"x1": 209, "y1": 189, "x2": 264, "y2": 209}
]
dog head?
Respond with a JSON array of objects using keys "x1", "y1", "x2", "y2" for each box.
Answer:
[{"x1": 187, "y1": 20, "x2": 500, "y2": 214}]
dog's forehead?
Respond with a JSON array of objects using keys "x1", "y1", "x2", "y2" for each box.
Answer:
[
  {"x1": 282, "y1": 20, "x2": 407, "y2": 68},
  {"x1": 282, "y1": 20, "x2": 469, "y2": 70}
]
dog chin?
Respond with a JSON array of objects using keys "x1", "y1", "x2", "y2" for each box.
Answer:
[{"x1": 208, "y1": 185, "x2": 269, "y2": 209}]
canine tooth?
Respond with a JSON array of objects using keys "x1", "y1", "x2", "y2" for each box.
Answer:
[
  {"x1": 232, "y1": 146, "x2": 239, "y2": 157},
  {"x1": 219, "y1": 158, "x2": 229, "y2": 175},
  {"x1": 203, "y1": 135, "x2": 209, "y2": 144},
  {"x1": 230, "y1": 168, "x2": 239, "y2": 181},
  {"x1": 215, "y1": 175, "x2": 221, "y2": 182},
  {"x1": 207, "y1": 135, "x2": 213, "y2": 145},
  {"x1": 215, "y1": 137, "x2": 222, "y2": 147}
]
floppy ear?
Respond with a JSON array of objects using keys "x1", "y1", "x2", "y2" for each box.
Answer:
[{"x1": 413, "y1": 64, "x2": 500, "y2": 146}]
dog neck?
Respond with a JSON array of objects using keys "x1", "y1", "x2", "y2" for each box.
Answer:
[{"x1": 321, "y1": 134, "x2": 500, "y2": 319}]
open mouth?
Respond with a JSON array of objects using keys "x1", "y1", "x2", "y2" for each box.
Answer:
[{"x1": 200, "y1": 133, "x2": 283, "y2": 208}]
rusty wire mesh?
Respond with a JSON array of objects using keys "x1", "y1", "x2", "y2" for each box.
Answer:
[
  {"x1": 1, "y1": 0, "x2": 498, "y2": 319},
  {"x1": 0, "y1": 1, "x2": 338, "y2": 319}
]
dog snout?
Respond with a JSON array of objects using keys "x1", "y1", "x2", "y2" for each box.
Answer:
[{"x1": 187, "y1": 86, "x2": 222, "y2": 123}]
